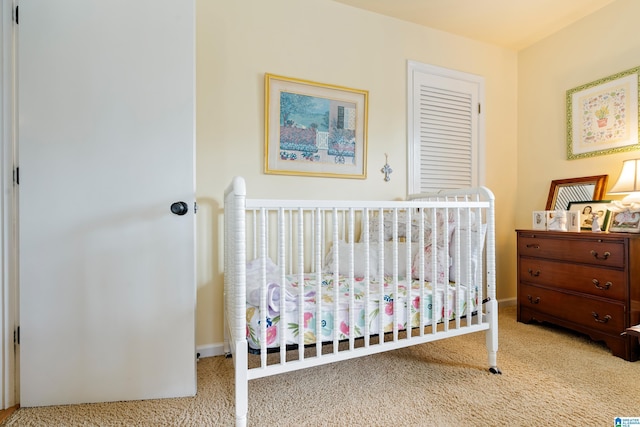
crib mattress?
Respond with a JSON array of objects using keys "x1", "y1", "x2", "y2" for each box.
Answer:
[{"x1": 246, "y1": 273, "x2": 476, "y2": 350}]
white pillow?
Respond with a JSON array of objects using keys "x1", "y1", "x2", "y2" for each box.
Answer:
[
  {"x1": 324, "y1": 241, "x2": 421, "y2": 279},
  {"x1": 449, "y1": 223, "x2": 487, "y2": 284},
  {"x1": 379, "y1": 242, "x2": 420, "y2": 278},
  {"x1": 454, "y1": 209, "x2": 479, "y2": 231},
  {"x1": 325, "y1": 240, "x2": 379, "y2": 279},
  {"x1": 363, "y1": 210, "x2": 423, "y2": 242},
  {"x1": 362, "y1": 208, "x2": 455, "y2": 243},
  {"x1": 410, "y1": 243, "x2": 450, "y2": 283}
]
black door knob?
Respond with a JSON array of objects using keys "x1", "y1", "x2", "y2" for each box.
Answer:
[{"x1": 170, "y1": 201, "x2": 189, "y2": 216}]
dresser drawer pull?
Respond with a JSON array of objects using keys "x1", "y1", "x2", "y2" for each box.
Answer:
[
  {"x1": 527, "y1": 295, "x2": 540, "y2": 304},
  {"x1": 591, "y1": 312, "x2": 612, "y2": 323},
  {"x1": 590, "y1": 250, "x2": 610, "y2": 260},
  {"x1": 592, "y1": 279, "x2": 612, "y2": 290},
  {"x1": 527, "y1": 268, "x2": 541, "y2": 277},
  {"x1": 525, "y1": 244, "x2": 540, "y2": 249}
]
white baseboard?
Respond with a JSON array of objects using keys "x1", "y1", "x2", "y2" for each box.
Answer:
[
  {"x1": 498, "y1": 297, "x2": 516, "y2": 308},
  {"x1": 196, "y1": 343, "x2": 226, "y2": 359}
]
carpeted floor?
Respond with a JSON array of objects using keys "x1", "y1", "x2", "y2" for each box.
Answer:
[{"x1": 3, "y1": 306, "x2": 639, "y2": 426}]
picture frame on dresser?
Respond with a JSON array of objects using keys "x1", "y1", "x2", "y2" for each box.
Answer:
[
  {"x1": 567, "y1": 200, "x2": 611, "y2": 231},
  {"x1": 608, "y1": 208, "x2": 640, "y2": 233},
  {"x1": 546, "y1": 175, "x2": 608, "y2": 210},
  {"x1": 566, "y1": 210, "x2": 580, "y2": 232},
  {"x1": 532, "y1": 211, "x2": 547, "y2": 230}
]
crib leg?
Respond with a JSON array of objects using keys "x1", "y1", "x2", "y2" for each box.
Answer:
[
  {"x1": 485, "y1": 298, "x2": 501, "y2": 374},
  {"x1": 235, "y1": 340, "x2": 249, "y2": 427}
]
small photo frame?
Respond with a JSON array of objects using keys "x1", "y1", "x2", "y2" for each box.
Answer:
[
  {"x1": 566, "y1": 211, "x2": 580, "y2": 232},
  {"x1": 567, "y1": 200, "x2": 611, "y2": 231},
  {"x1": 532, "y1": 211, "x2": 547, "y2": 230},
  {"x1": 608, "y1": 209, "x2": 640, "y2": 233}
]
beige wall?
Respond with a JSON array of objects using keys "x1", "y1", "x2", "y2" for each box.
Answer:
[
  {"x1": 518, "y1": 0, "x2": 640, "y2": 229},
  {"x1": 195, "y1": 0, "x2": 518, "y2": 347}
]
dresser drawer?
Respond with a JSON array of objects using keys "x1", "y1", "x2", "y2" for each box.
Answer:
[
  {"x1": 517, "y1": 233, "x2": 624, "y2": 268},
  {"x1": 518, "y1": 257, "x2": 626, "y2": 300},
  {"x1": 518, "y1": 283, "x2": 625, "y2": 334}
]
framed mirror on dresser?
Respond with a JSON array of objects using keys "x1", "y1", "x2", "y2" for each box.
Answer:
[{"x1": 546, "y1": 175, "x2": 609, "y2": 210}]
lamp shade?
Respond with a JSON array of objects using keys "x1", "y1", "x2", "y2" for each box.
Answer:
[{"x1": 609, "y1": 159, "x2": 640, "y2": 194}]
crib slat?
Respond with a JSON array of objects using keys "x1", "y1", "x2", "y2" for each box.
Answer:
[
  {"x1": 259, "y1": 208, "x2": 268, "y2": 368},
  {"x1": 377, "y1": 208, "x2": 384, "y2": 343},
  {"x1": 278, "y1": 208, "x2": 287, "y2": 365},
  {"x1": 450, "y1": 202, "x2": 460, "y2": 329},
  {"x1": 315, "y1": 208, "x2": 323, "y2": 358},
  {"x1": 332, "y1": 208, "x2": 339, "y2": 354},
  {"x1": 348, "y1": 208, "x2": 355, "y2": 350},
  {"x1": 363, "y1": 208, "x2": 370, "y2": 348},
  {"x1": 297, "y1": 208, "x2": 305, "y2": 361},
  {"x1": 418, "y1": 207, "x2": 425, "y2": 336},
  {"x1": 391, "y1": 208, "x2": 399, "y2": 342},
  {"x1": 405, "y1": 208, "x2": 412, "y2": 339}
]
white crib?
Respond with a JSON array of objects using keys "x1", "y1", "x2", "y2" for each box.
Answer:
[{"x1": 224, "y1": 176, "x2": 500, "y2": 426}]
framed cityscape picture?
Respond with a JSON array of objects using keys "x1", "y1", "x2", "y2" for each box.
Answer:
[{"x1": 264, "y1": 73, "x2": 368, "y2": 179}]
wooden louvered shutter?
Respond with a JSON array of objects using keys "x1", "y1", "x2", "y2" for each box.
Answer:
[{"x1": 408, "y1": 61, "x2": 484, "y2": 194}]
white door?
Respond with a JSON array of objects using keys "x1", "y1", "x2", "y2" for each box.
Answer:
[{"x1": 18, "y1": 0, "x2": 196, "y2": 406}]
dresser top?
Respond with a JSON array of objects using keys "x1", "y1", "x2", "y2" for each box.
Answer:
[{"x1": 516, "y1": 229, "x2": 640, "y2": 239}]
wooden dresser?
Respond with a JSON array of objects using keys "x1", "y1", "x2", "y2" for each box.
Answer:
[{"x1": 516, "y1": 230, "x2": 640, "y2": 361}]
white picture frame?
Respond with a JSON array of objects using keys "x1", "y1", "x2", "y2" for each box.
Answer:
[
  {"x1": 532, "y1": 211, "x2": 547, "y2": 230},
  {"x1": 566, "y1": 211, "x2": 580, "y2": 232}
]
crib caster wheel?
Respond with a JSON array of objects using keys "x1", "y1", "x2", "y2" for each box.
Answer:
[
  {"x1": 225, "y1": 352, "x2": 233, "y2": 359},
  {"x1": 489, "y1": 366, "x2": 502, "y2": 375}
]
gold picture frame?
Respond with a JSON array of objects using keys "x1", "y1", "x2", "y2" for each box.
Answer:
[
  {"x1": 566, "y1": 66, "x2": 640, "y2": 160},
  {"x1": 264, "y1": 73, "x2": 368, "y2": 178}
]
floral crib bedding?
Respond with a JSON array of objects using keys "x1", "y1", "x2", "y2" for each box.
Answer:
[{"x1": 245, "y1": 259, "x2": 476, "y2": 351}]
